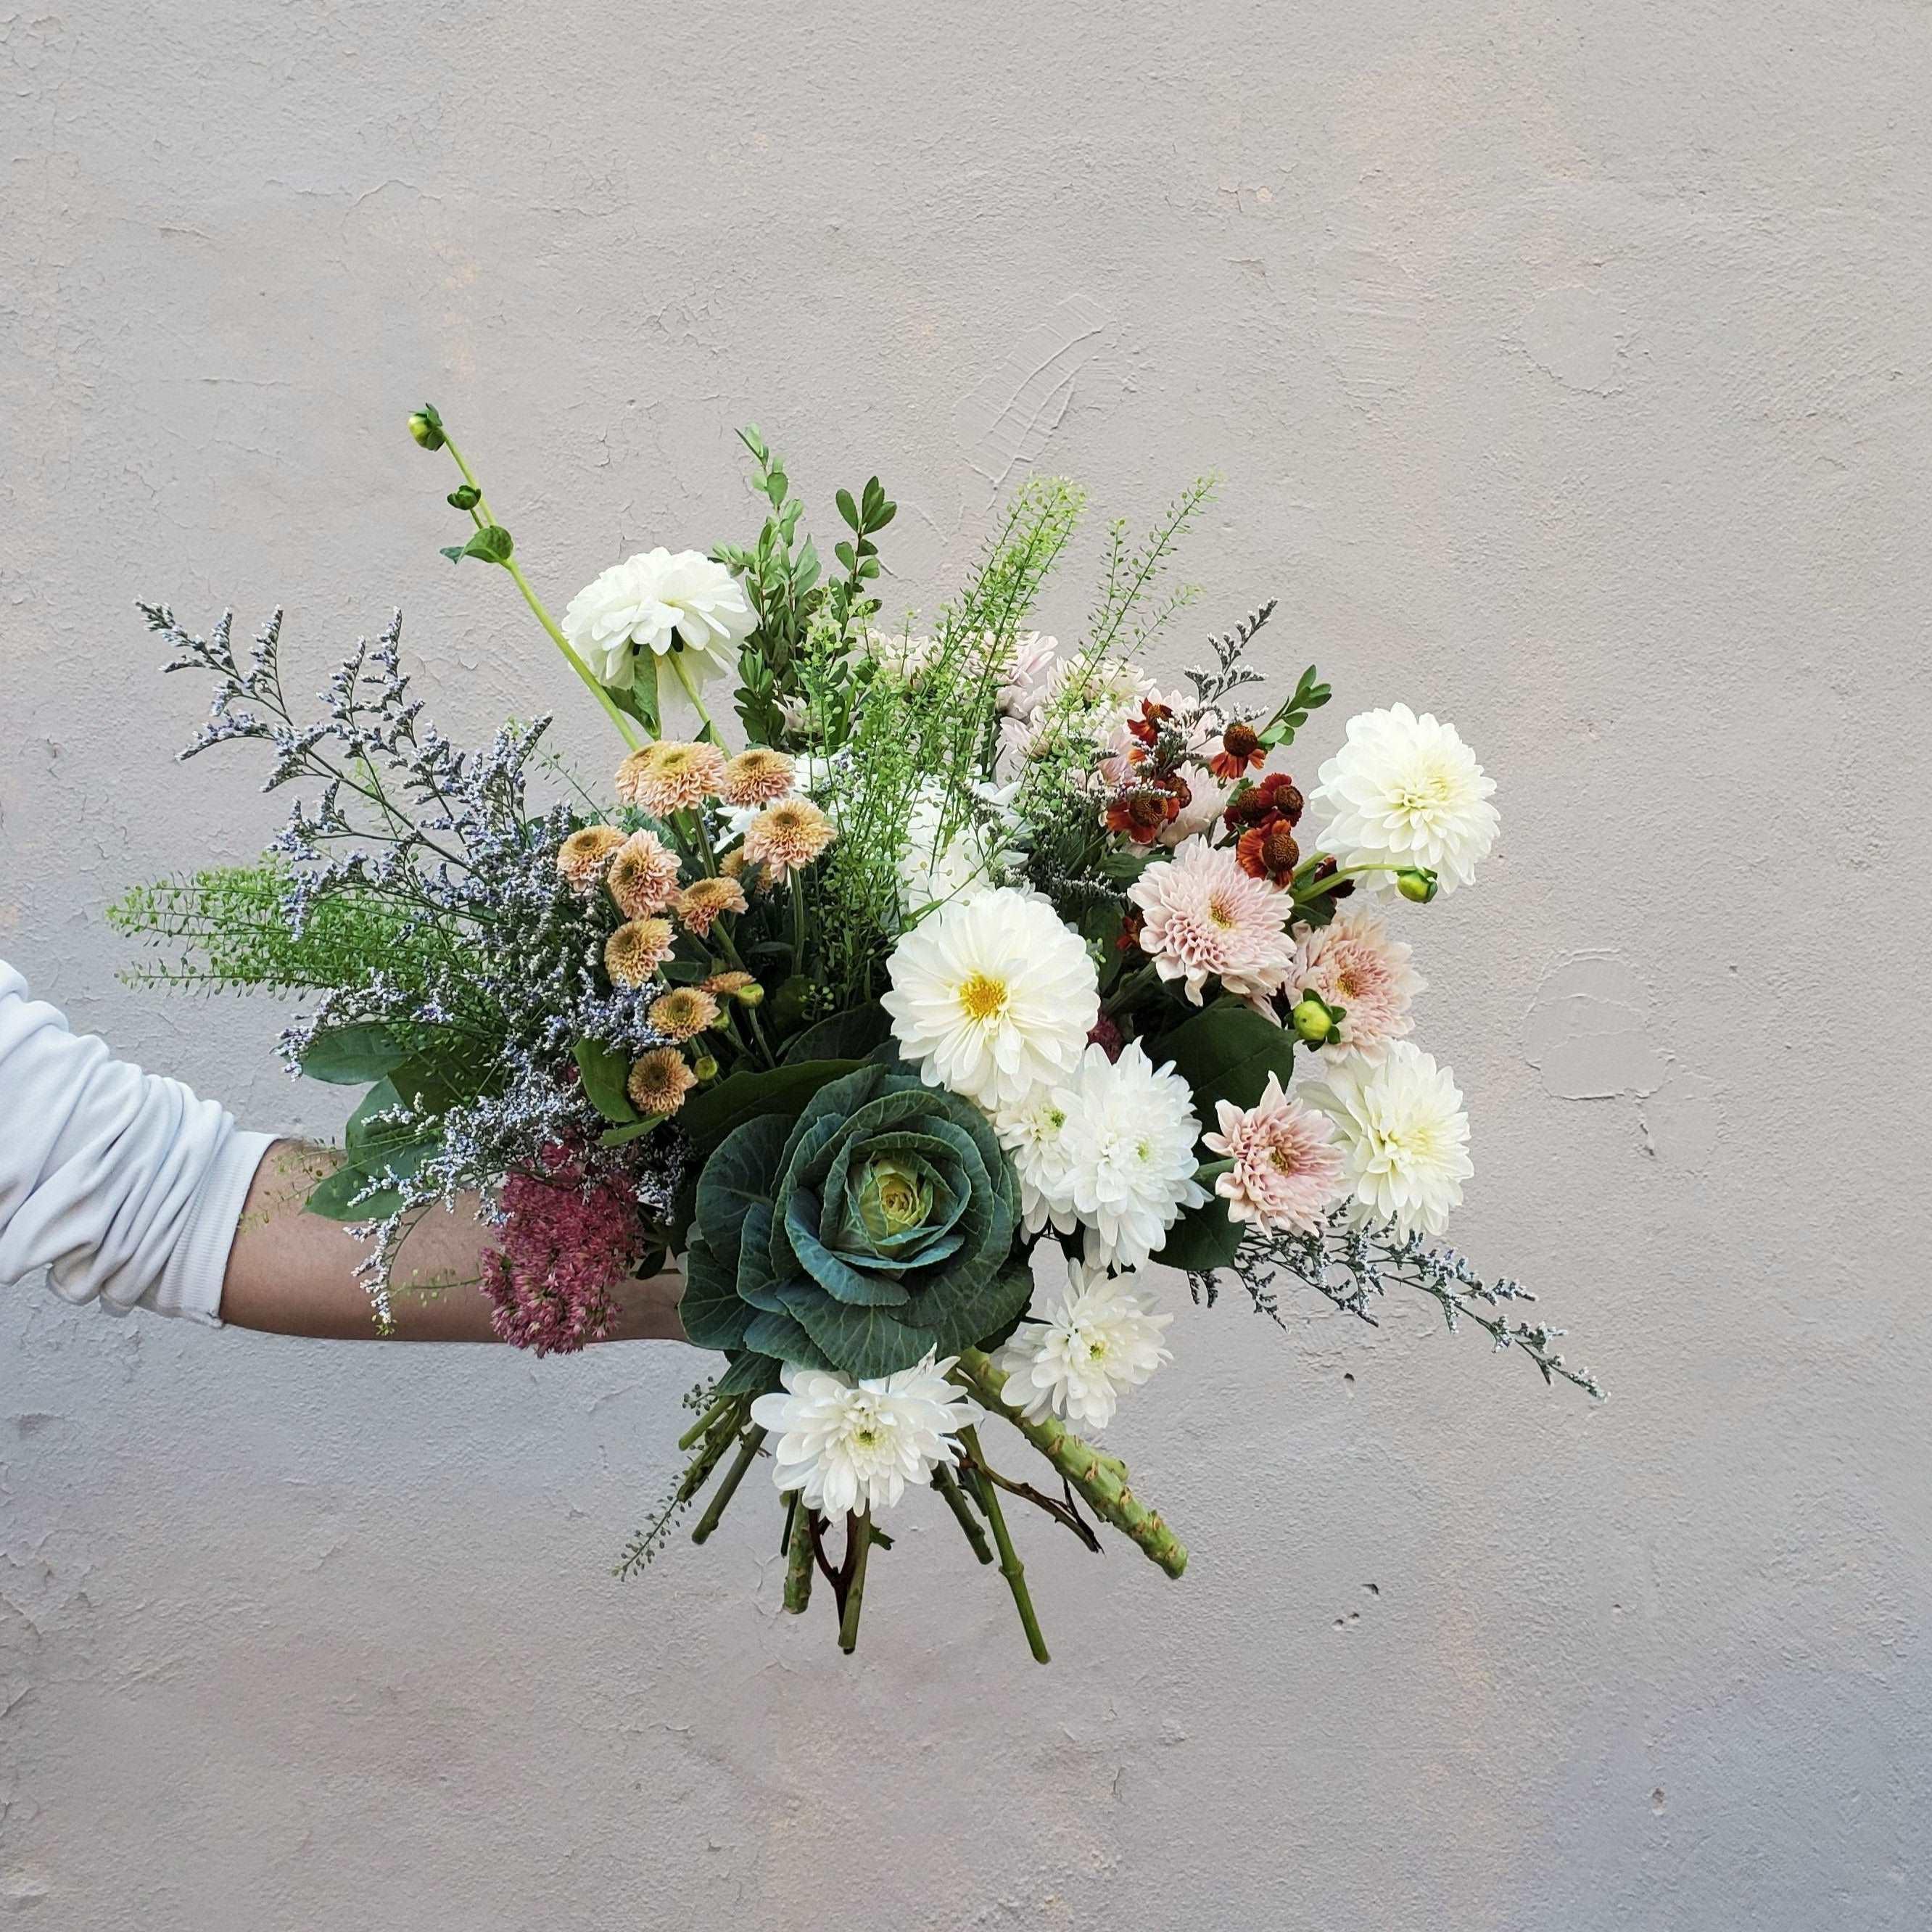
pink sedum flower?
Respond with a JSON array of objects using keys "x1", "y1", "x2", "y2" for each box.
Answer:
[
  {"x1": 1126, "y1": 835, "x2": 1297, "y2": 1009},
  {"x1": 1289, "y1": 906, "x2": 1427, "y2": 1062},
  {"x1": 479, "y1": 1148, "x2": 643, "y2": 1355},
  {"x1": 1202, "y1": 1073, "x2": 1347, "y2": 1233}
]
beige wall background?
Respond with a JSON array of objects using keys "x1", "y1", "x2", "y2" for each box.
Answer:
[{"x1": 4, "y1": 4, "x2": 1928, "y2": 1927}]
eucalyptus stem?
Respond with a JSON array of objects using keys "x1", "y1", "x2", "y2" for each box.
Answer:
[
  {"x1": 931, "y1": 1464, "x2": 994, "y2": 1565},
  {"x1": 690, "y1": 1426, "x2": 767, "y2": 1544},
  {"x1": 954, "y1": 1350, "x2": 1188, "y2": 1579},
  {"x1": 838, "y1": 1509, "x2": 872, "y2": 1654},
  {"x1": 783, "y1": 1496, "x2": 814, "y2": 1614},
  {"x1": 959, "y1": 1427, "x2": 1049, "y2": 1664}
]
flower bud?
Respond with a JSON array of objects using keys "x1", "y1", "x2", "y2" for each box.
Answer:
[
  {"x1": 446, "y1": 482, "x2": 481, "y2": 510},
  {"x1": 1395, "y1": 867, "x2": 1439, "y2": 904},
  {"x1": 693, "y1": 1053, "x2": 720, "y2": 1083},
  {"x1": 407, "y1": 407, "x2": 445, "y2": 450},
  {"x1": 1289, "y1": 992, "x2": 1342, "y2": 1044},
  {"x1": 732, "y1": 980, "x2": 765, "y2": 1008}
]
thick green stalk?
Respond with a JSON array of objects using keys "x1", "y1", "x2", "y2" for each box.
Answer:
[
  {"x1": 783, "y1": 1496, "x2": 814, "y2": 1614},
  {"x1": 838, "y1": 1510, "x2": 872, "y2": 1654},
  {"x1": 677, "y1": 1392, "x2": 735, "y2": 1452},
  {"x1": 959, "y1": 1427, "x2": 1049, "y2": 1664},
  {"x1": 669, "y1": 648, "x2": 719, "y2": 742},
  {"x1": 931, "y1": 1464, "x2": 994, "y2": 1565},
  {"x1": 674, "y1": 1399, "x2": 746, "y2": 1506},
  {"x1": 690, "y1": 1426, "x2": 767, "y2": 1545},
  {"x1": 955, "y1": 1350, "x2": 1188, "y2": 1579}
]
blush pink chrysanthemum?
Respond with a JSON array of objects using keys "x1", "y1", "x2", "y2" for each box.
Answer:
[
  {"x1": 1126, "y1": 834, "x2": 1297, "y2": 1008},
  {"x1": 719, "y1": 748, "x2": 796, "y2": 807},
  {"x1": 606, "y1": 828, "x2": 682, "y2": 919},
  {"x1": 614, "y1": 739, "x2": 728, "y2": 817},
  {"x1": 1201, "y1": 1073, "x2": 1347, "y2": 1233},
  {"x1": 742, "y1": 796, "x2": 835, "y2": 881},
  {"x1": 1289, "y1": 906, "x2": 1427, "y2": 1062}
]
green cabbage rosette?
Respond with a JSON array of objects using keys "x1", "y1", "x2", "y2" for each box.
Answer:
[{"x1": 681, "y1": 1061, "x2": 1030, "y2": 1384}]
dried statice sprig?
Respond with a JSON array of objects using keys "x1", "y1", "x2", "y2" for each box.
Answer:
[
  {"x1": 1192, "y1": 1209, "x2": 1606, "y2": 1400},
  {"x1": 1182, "y1": 599, "x2": 1276, "y2": 716},
  {"x1": 142, "y1": 601, "x2": 685, "y2": 1328}
]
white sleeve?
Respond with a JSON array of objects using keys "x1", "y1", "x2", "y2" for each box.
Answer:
[{"x1": 0, "y1": 962, "x2": 276, "y2": 1326}]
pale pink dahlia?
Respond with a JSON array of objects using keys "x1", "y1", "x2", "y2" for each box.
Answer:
[
  {"x1": 1289, "y1": 906, "x2": 1427, "y2": 1062},
  {"x1": 1201, "y1": 1073, "x2": 1347, "y2": 1232},
  {"x1": 1126, "y1": 834, "x2": 1297, "y2": 1007}
]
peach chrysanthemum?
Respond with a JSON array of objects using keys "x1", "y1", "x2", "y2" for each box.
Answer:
[
  {"x1": 648, "y1": 986, "x2": 722, "y2": 1041},
  {"x1": 626, "y1": 1046, "x2": 697, "y2": 1118},
  {"x1": 674, "y1": 874, "x2": 748, "y2": 937},
  {"x1": 1126, "y1": 834, "x2": 1296, "y2": 1008},
  {"x1": 700, "y1": 970, "x2": 758, "y2": 999},
  {"x1": 742, "y1": 797, "x2": 835, "y2": 881},
  {"x1": 614, "y1": 739, "x2": 727, "y2": 817},
  {"x1": 555, "y1": 824, "x2": 624, "y2": 894},
  {"x1": 719, "y1": 748, "x2": 796, "y2": 808},
  {"x1": 1289, "y1": 906, "x2": 1426, "y2": 1062},
  {"x1": 606, "y1": 829, "x2": 682, "y2": 919},
  {"x1": 1201, "y1": 1072, "x2": 1347, "y2": 1233},
  {"x1": 603, "y1": 916, "x2": 676, "y2": 987}
]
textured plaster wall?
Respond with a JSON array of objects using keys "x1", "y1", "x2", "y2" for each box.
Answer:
[{"x1": 3, "y1": 4, "x2": 1929, "y2": 1927}]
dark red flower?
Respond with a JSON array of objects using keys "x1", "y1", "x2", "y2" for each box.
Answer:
[
  {"x1": 1086, "y1": 1012, "x2": 1126, "y2": 1062},
  {"x1": 1126, "y1": 698, "x2": 1174, "y2": 750},
  {"x1": 1208, "y1": 721, "x2": 1265, "y2": 783},
  {"x1": 1223, "y1": 770, "x2": 1303, "y2": 834},
  {"x1": 1236, "y1": 817, "x2": 1301, "y2": 886},
  {"x1": 1117, "y1": 910, "x2": 1146, "y2": 954},
  {"x1": 1307, "y1": 853, "x2": 1355, "y2": 901},
  {"x1": 1106, "y1": 788, "x2": 1171, "y2": 843}
]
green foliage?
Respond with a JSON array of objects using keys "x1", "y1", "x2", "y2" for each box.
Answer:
[
  {"x1": 1152, "y1": 996, "x2": 1299, "y2": 1116},
  {"x1": 573, "y1": 1037, "x2": 638, "y2": 1124},
  {"x1": 300, "y1": 1021, "x2": 418, "y2": 1085},
  {"x1": 677, "y1": 1057, "x2": 867, "y2": 1158},
  {"x1": 108, "y1": 865, "x2": 442, "y2": 999},
  {"x1": 304, "y1": 1077, "x2": 439, "y2": 1221},
  {"x1": 1260, "y1": 664, "x2": 1332, "y2": 751},
  {"x1": 686, "y1": 1062, "x2": 1031, "y2": 1379}
]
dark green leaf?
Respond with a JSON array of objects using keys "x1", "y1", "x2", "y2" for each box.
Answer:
[
  {"x1": 1152, "y1": 997, "x2": 1297, "y2": 1116},
  {"x1": 835, "y1": 487, "x2": 861, "y2": 530},
  {"x1": 299, "y1": 1022, "x2": 415, "y2": 1086},
  {"x1": 714, "y1": 1351, "x2": 781, "y2": 1397},
  {"x1": 678, "y1": 1058, "x2": 866, "y2": 1157},
  {"x1": 573, "y1": 1038, "x2": 637, "y2": 1124},
  {"x1": 1155, "y1": 1196, "x2": 1246, "y2": 1272},
  {"x1": 780, "y1": 1004, "x2": 895, "y2": 1064},
  {"x1": 695, "y1": 1114, "x2": 792, "y2": 1268},
  {"x1": 461, "y1": 524, "x2": 513, "y2": 564},
  {"x1": 679, "y1": 1232, "x2": 753, "y2": 1350},
  {"x1": 598, "y1": 1114, "x2": 666, "y2": 1148}
]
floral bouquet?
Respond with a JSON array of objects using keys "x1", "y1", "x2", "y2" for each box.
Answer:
[{"x1": 115, "y1": 405, "x2": 1601, "y2": 1659}]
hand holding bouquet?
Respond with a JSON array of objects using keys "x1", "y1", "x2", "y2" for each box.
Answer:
[{"x1": 118, "y1": 405, "x2": 1601, "y2": 1660}]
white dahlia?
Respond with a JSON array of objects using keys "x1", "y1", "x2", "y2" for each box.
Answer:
[
  {"x1": 994, "y1": 1261, "x2": 1173, "y2": 1430},
  {"x1": 991, "y1": 1083, "x2": 1083, "y2": 1237},
  {"x1": 748, "y1": 1355, "x2": 983, "y2": 1519},
  {"x1": 1309, "y1": 703, "x2": 1499, "y2": 896},
  {"x1": 1302, "y1": 1041, "x2": 1473, "y2": 1237},
  {"x1": 1127, "y1": 835, "x2": 1297, "y2": 1009},
  {"x1": 1060, "y1": 1040, "x2": 1209, "y2": 1271},
  {"x1": 561, "y1": 548, "x2": 756, "y2": 690},
  {"x1": 881, "y1": 887, "x2": 1099, "y2": 1110}
]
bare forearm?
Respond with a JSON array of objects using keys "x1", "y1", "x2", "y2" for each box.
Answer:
[{"x1": 220, "y1": 1142, "x2": 685, "y2": 1342}]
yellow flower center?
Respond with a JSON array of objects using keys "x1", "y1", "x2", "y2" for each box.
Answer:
[
  {"x1": 1208, "y1": 894, "x2": 1238, "y2": 930},
  {"x1": 958, "y1": 971, "x2": 1010, "y2": 1024}
]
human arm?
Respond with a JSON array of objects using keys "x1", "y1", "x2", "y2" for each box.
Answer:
[{"x1": 220, "y1": 1139, "x2": 685, "y2": 1341}]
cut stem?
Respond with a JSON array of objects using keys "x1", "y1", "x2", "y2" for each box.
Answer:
[
  {"x1": 690, "y1": 1426, "x2": 767, "y2": 1545},
  {"x1": 959, "y1": 1427, "x2": 1049, "y2": 1664},
  {"x1": 668, "y1": 648, "x2": 719, "y2": 742},
  {"x1": 931, "y1": 1464, "x2": 994, "y2": 1565},
  {"x1": 954, "y1": 1350, "x2": 1188, "y2": 1579},
  {"x1": 677, "y1": 1392, "x2": 735, "y2": 1452},
  {"x1": 838, "y1": 1509, "x2": 872, "y2": 1654},
  {"x1": 783, "y1": 1495, "x2": 815, "y2": 1614}
]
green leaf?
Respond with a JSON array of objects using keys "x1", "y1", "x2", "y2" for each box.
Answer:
[
  {"x1": 713, "y1": 1351, "x2": 782, "y2": 1397},
  {"x1": 299, "y1": 1022, "x2": 415, "y2": 1086},
  {"x1": 788, "y1": 1294, "x2": 933, "y2": 1380},
  {"x1": 743, "y1": 1308, "x2": 833, "y2": 1369},
  {"x1": 1155, "y1": 1196, "x2": 1246, "y2": 1272},
  {"x1": 679, "y1": 1058, "x2": 864, "y2": 1156},
  {"x1": 439, "y1": 544, "x2": 467, "y2": 564},
  {"x1": 679, "y1": 1232, "x2": 753, "y2": 1351},
  {"x1": 695, "y1": 1113, "x2": 792, "y2": 1269},
  {"x1": 836, "y1": 487, "x2": 861, "y2": 530},
  {"x1": 923, "y1": 1260, "x2": 1036, "y2": 1361},
  {"x1": 460, "y1": 524, "x2": 513, "y2": 564},
  {"x1": 1152, "y1": 997, "x2": 1297, "y2": 1117},
  {"x1": 598, "y1": 1114, "x2": 666, "y2": 1148},
  {"x1": 573, "y1": 1038, "x2": 637, "y2": 1125},
  {"x1": 780, "y1": 1004, "x2": 895, "y2": 1064}
]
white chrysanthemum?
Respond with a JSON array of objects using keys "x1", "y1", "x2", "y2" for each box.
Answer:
[
  {"x1": 748, "y1": 1355, "x2": 983, "y2": 1518},
  {"x1": 1060, "y1": 1041, "x2": 1210, "y2": 1271},
  {"x1": 994, "y1": 1261, "x2": 1173, "y2": 1429},
  {"x1": 897, "y1": 779, "x2": 1016, "y2": 918},
  {"x1": 859, "y1": 628, "x2": 942, "y2": 686},
  {"x1": 1301, "y1": 1041, "x2": 1473, "y2": 1237},
  {"x1": 881, "y1": 887, "x2": 1099, "y2": 1110},
  {"x1": 561, "y1": 548, "x2": 755, "y2": 690},
  {"x1": 992, "y1": 1083, "x2": 1082, "y2": 1237},
  {"x1": 996, "y1": 629, "x2": 1062, "y2": 718},
  {"x1": 1309, "y1": 703, "x2": 1499, "y2": 896}
]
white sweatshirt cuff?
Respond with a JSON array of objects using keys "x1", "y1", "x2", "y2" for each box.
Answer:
[{"x1": 142, "y1": 1129, "x2": 278, "y2": 1326}]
